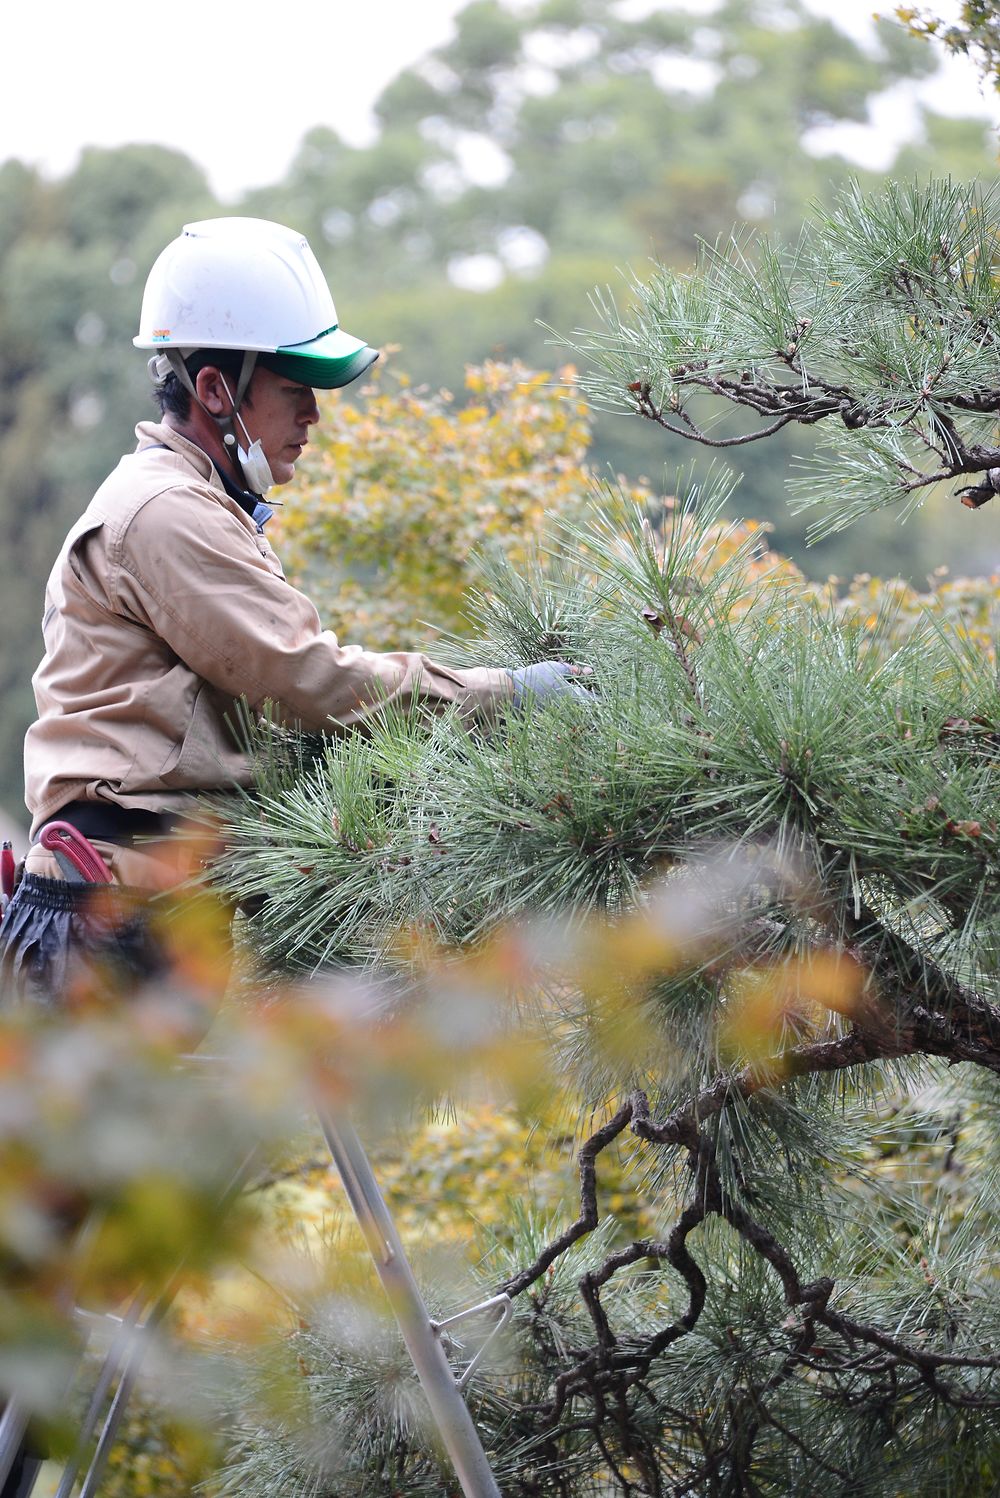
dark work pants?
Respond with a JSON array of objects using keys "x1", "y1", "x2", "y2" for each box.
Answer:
[{"x1": 0, "y1": 873, "x2": 165, "y2": 1005}]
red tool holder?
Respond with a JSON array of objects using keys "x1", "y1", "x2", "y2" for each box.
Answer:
[
  {"x1": 39, "y1": 822, "x2": 114, "y2": 884},
  {"x1": 1, "y1": 841, "x2": 15, "y2": 917}
]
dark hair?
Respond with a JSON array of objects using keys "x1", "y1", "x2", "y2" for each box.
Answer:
[
  {"x1": 151, "y1": 350, "x2": 250, "y2": 421},
  {"x1": 152, "y1": 371, "x2": 189, "y2": 419}
]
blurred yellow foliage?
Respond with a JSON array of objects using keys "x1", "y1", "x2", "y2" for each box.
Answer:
[
  {"x1": 831, "y1": 567, "x2": 999, "y2": 662},
  {"x1": 684, "y1": 513, "x2": 999, "y2": 661},
  {"x1": 6, "y1": 868, "x2": 878, "y2": 1495},
  {"x1": 98, "y1": 1406, "x2": 219, "y2": 1498},
  {"x1": 721, "y1": 951, "x2": 868, "y2": 1064},
  {"x1": 264, "y1": 1094, "x2": 649, "y2": 1253},
  {"x1": 278, "y1": 356, "x2": 999, "y2": 666},
  {"x1": 274, "y1": 358, "x2": 592, "y2": 648}
]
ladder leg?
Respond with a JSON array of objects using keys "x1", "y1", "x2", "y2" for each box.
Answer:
[
  {"x1": 53, "y1": 1295, "x2": 148, "y2": 1498},
  {"x1": 53, "y1": 1145, "x2": 260, "y2": 1498},
  {"x1": 73, "y1": 1322, "x2": 161, "y2": 1498},
  {"x1": 317, "y1": 1107, "x2": 503, "y2": 1498}
]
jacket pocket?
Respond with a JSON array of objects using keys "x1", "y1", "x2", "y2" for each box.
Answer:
[{"x1": 158, "y1": 682, "x2": 246, "y2": 790}]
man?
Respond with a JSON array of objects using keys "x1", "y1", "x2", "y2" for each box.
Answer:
[{"x1": 0, "y1": 216, "x2": 578, "y2": 1002}]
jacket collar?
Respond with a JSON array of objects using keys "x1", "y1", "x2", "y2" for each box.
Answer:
[
  {"x1": 134, "y1": 420, "x2": 226, "y2": 491},
  {"x1": 133, "y1": 421, "x2": 272, "y2": 534}
]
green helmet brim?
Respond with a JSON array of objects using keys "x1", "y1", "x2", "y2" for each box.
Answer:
[{"x1": 262, "y1": 325, "x2": 379, "y2": 389}]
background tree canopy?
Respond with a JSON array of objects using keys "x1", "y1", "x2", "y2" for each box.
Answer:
[{"x1": 1, "y1": 0, "x2": 998, "y2": 820}]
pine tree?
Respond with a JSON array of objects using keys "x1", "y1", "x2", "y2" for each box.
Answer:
[
  {"x1": 560, "y1": 175, "x2": 1000, "y2": 540},
  {"x1": 209, "y1": 181, "x2": 1000, "y2": 1497}
]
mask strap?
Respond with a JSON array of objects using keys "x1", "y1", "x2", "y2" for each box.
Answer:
[
  {"x1": 231, "y1": 349, "x2": 257, "y2": 418},
  {"x1": 222, "y1": 351, "x2": 258, "y2": 453},
  {"x1": 218, "y1": 372, "x2": 257, "y2": 452},
  {"x1": 161, "y1": 349, "x2": 258, "y2": 450},
  {"x1": 218, "y1": 366, "x2": 275, "y2": 498}
]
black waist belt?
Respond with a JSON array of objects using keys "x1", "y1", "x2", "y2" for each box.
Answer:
[{"x1": 48, "y1": 800, "x2": 176, "y2": 847}]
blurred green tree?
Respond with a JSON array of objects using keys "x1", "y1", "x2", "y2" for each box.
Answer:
[{"x1": 182, "y1": 0, "x2": 998, "y2": 575}]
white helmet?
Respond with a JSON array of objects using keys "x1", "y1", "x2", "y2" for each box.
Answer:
[{"x1": 134, "y1": 216, "x2": 377, "y2": 390}]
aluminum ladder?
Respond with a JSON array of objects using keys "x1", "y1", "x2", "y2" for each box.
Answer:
[{"x1": 0, "y1": 1104, "x2": 510, "y2": 1498}]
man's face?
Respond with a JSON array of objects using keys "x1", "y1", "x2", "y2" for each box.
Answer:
[{"x1": 242, "y1": 367, "x2": 321, "y2": 485}]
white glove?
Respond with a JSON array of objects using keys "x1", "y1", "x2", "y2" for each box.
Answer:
[{"x1": 508, "y1": 661, "x2": 589, "y2": 711}]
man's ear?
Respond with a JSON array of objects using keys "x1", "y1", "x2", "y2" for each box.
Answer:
[{"x1": 194, "y1": 365, "x2": 232, "y2": 417}]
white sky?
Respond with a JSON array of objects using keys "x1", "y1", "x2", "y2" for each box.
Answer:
[{"x1": 2, "y1": 0, "x2": 997, "y2": 200}]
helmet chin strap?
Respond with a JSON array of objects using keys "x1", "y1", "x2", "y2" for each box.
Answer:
[{"x1": 161, "y1": 349, "x2": 274, "y2": 496}]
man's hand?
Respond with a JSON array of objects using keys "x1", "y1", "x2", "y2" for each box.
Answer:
[{"x1": 508, "y1": 661, "x2": 591, "y2": 711}]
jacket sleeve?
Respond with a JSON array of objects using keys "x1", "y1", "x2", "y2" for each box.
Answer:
[{"x1": 111, "y1": 485, "x2": 512, "y2": 732}]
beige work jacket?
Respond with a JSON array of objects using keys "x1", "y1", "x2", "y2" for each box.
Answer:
[{"x1": 24, "y1": 422, "x2": 512, "y2": 837}]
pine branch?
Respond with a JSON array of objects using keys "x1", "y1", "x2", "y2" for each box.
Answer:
[{"x1": 560, "y1": 177, "x2": 1000, "y2": 534}]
